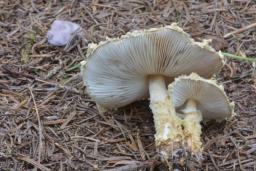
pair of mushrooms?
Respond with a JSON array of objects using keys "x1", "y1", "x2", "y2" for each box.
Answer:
[{"x1": 80, "y1": 23, "x2": 234, "y2": 159}]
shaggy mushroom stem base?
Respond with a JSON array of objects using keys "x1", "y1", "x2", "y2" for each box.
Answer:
[
  {"x1": 149, "y1": 75, "x2": 183, "y2": 158},
  {"x1": 183, "y1": 99, "x2": 203, "y2": 154}
]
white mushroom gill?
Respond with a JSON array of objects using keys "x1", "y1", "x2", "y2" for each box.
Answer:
[
  {"x1": 82, "y1": 25, "x2": 223, "y2": 109},
  {"x1": 169, "y1": 73, "x2": 234, "y2": 154}
]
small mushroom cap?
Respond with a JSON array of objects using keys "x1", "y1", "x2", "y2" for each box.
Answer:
[
  {"x1": 168, "y1": 73, "x2": 235, "y2": 121},
  {"x1": 81, "y1": 23, "x2": 224, "y2": 109}
]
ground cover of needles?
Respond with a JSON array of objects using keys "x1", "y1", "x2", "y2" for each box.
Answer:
[{"x1": 0, "y1": 1, "x2": 255, "y2": 170}]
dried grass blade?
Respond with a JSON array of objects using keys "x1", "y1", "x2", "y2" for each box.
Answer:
[{"x1": 16, "y1": 155, "x2": 50, "y2": 171}]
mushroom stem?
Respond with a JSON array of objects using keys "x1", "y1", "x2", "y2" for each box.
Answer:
[
  {"x1": 182, "y1": 99, "x2": 203, "y2": 154},
  {"x1": 149, "y1": 75, "x2": 168, "y2": 102},
  {"x1": 148, "y1": 75, "x2": 183, "y2": 156}
]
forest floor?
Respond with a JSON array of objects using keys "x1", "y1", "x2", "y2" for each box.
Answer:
[{"x1": 0, "y1": 0, "x2": 256, "y2": 170}]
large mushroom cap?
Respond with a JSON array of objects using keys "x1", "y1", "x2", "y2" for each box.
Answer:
[
  {"x1": 169, "y1": 73, "x2": 234, "y2": 121},
  {"x1": 81, "y1": 23, "x2": 224, "y2": 108}
]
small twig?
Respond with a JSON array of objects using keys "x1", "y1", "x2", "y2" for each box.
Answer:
[
  {"x1": 94, "y1": 141, "x2": 99, "y2": 156},
  {"x1": 44, "y1": 59, "x2": 63, "y2": 79},
  {"x1": 28, "y1": 86, "x2": 44, "y2": 163},
  {"x1": 30, "y1": 54, "x2": 54, "y2": 58},
  {"x1": 53, "y1": 5, "x2": 68, "y2": 17},
  {"x1": 16, "y1": 155, "x2": 50, "y2": 171},
  {"x1": 80, "y1": 3, "x2": 99, "y2": 24},
  {"x1": 102, "y1": 161, "x2": 156, "y2": 171},
  {"x1": 77, "y1": 44, "x2": 86, "y2": 59},
  {"x1": 136, "y1": 132, "x2": 148, "y2": 160},
  {"x1": 208, "y1": 151, "x2": 219, "y2": 170},
  {"x1": 32, "y1": 37, "x2": 47, "y2": 54},
  {"x1": 237, "y1": 151, "x2": 246, "y2": 171},
  {"x1": 43, "y1": 119, "x2": 66, "y2": 126},
  {"x1": 2, "y1": 66, "x2": 80, "y2": 94},
  {"x1": 43, "y1": 133, "x2": 73, "y2": 159},
  {"x1": 60, "y1": 111, "x2": 77, "y2": 129},
  {"x1": 54, "y1": 142, "x2": 73, "y2": 159},
  {"x1": 30, "y1": 0, "x2": 40, "y2": 13},
  {"x1": 224, "y1": 22, "x2": 256, "y2": 38}
]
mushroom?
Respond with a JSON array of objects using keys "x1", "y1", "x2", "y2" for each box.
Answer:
[
  {"x1": 168, "y1": 73, "x2": 235, "y2": 155},
  {"x1": 80, "y1": 23, "x2": 223, "y2": 158}
]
